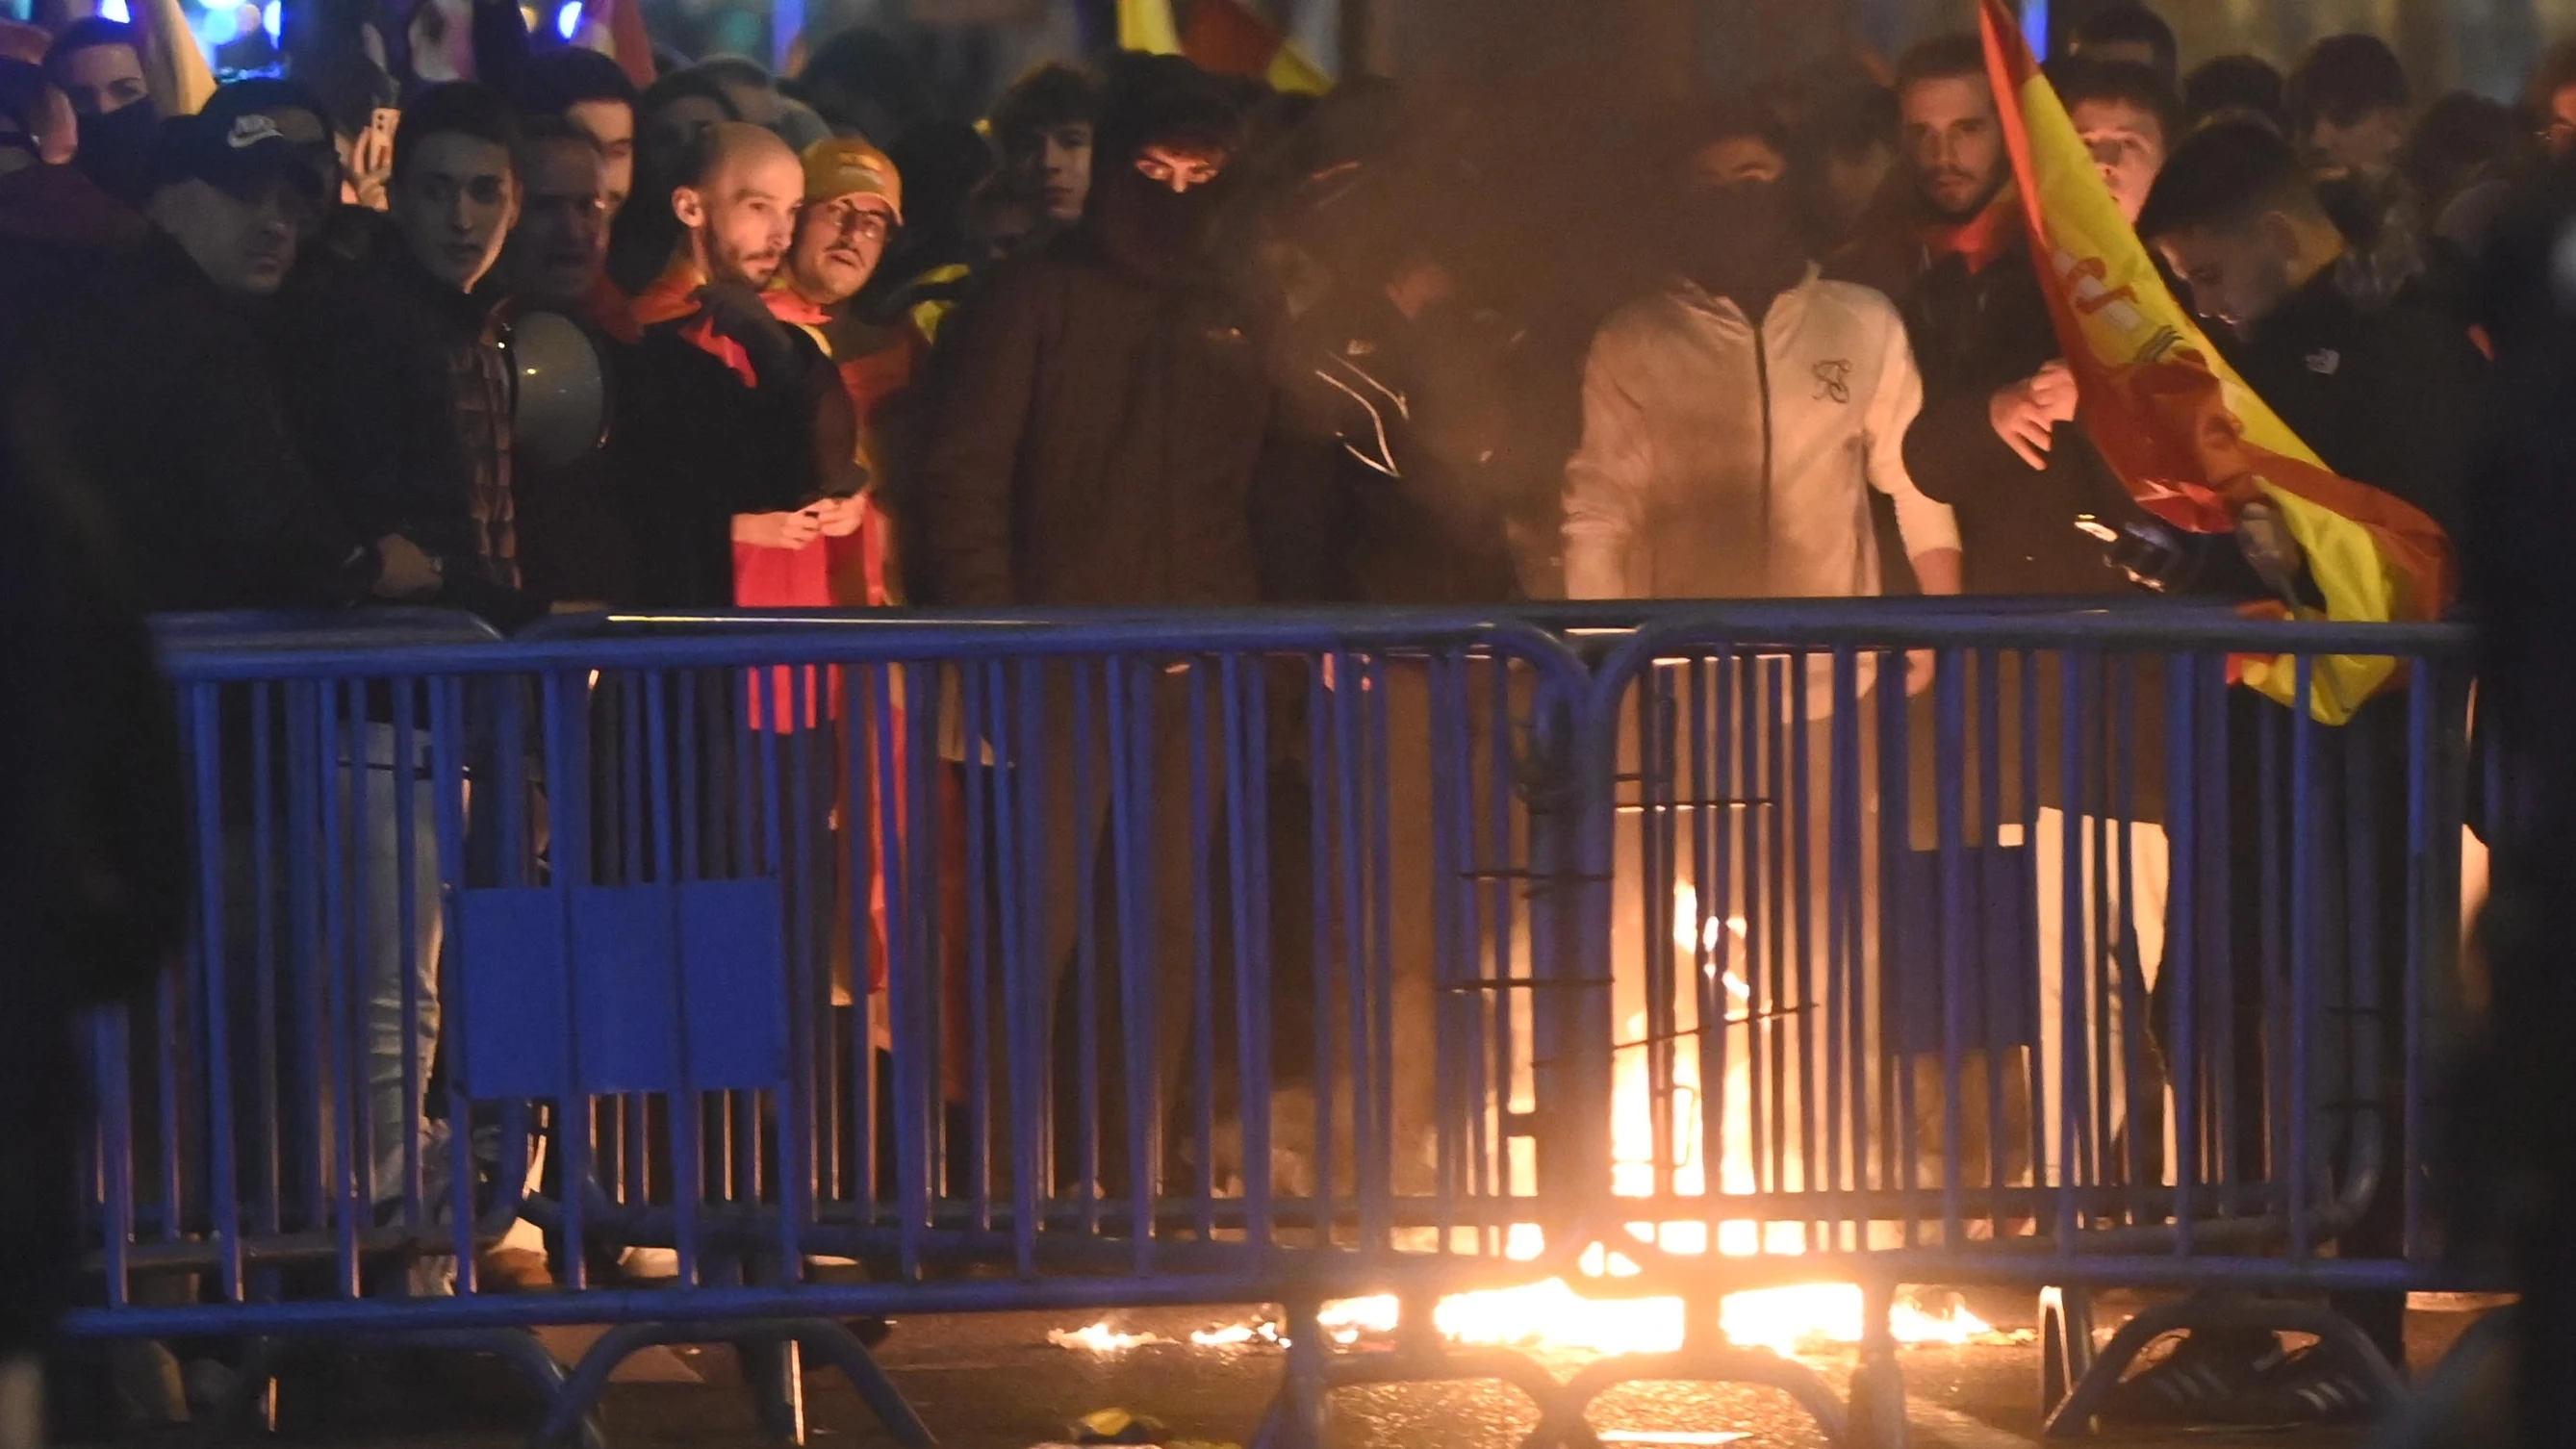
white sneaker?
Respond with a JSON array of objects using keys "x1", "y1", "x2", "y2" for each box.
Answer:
[{"x1": 619, "y1": 1247, "x2": 681, "y2": 1281}]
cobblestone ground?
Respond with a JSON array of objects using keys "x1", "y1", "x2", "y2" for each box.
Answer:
[{"x1": 53, "y1": 1290, "x2": 2493, "y2": 1449}]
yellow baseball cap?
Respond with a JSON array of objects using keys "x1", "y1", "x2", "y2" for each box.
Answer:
[{"x1": 800, "y1": 138, "x2": 904, "y2": 222}]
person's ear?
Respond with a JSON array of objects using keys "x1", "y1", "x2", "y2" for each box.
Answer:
[
  {"x1": 672, "y1": 182, "x2": 705, "y2": 228},
  {"x1": 2257, "y1": 209, "x2": 2302, "y2": 263},
  {"x1": 503, "y1": 173, "x2": 523, "y2": 232}
]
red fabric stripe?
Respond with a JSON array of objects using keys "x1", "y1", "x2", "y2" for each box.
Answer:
[{"x1": 1183, "y1": 0, "x2": 1282, "y2": 77}]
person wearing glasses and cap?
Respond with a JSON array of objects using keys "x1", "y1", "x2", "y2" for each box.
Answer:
[{"x1": 766, "y1": 135, "x2": 908, "y2": 608}]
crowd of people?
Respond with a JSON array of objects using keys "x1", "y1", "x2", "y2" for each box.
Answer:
[
  {"x1": 0, "y1": 4, "x2": 2557, "y2": 626},
  {"x1": 9, "y1": 0, "x2": 2576, "y2": 1435}
]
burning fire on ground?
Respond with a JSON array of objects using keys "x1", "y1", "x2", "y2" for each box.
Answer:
[{"x1": 1056, "y1": 887, "x2": 2027, "y2": 1360}]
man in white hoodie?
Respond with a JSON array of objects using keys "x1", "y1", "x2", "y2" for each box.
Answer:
[
  {"x1": 1564, "y1": 98, "x2": 1962, "y2": 605},
  {"x1": 1565, "y1": 99, "x2": 1964, "y2": 1209}
]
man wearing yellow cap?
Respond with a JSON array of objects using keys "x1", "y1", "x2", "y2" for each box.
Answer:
[{"x1": 765, "y1": 135, "x2": 913, "y2": 609}]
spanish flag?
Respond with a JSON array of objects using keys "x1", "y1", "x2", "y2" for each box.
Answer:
[
  {"x1": 1977, "y1": 0, "x2": 2452, "y2": 723},
  {"x1": 1184, "y1": 0, "x2": 1332, "y2": 94}
]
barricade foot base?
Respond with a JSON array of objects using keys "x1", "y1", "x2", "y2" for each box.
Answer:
[
  {"x1": 544, "y1": 1317, "x2": 929, "y2": 1448},
  {"x1": 2037, "y1": 1286, "x2": 2095, "y2": 1425},
  {"x1": 1253, "y1": 1336, "x2": 1859, "y2": 1449},
  {"x1": 1844, "y1": 1353, "x2": 1907, "y2": 1449}
]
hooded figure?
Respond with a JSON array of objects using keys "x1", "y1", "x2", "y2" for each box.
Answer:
[
  {"x1": 908, "y1": 57, "x2": 1279, "y2": 1196},
  {"x1": 911, "y1": 55, "x2": 1265, "y2": 608}
]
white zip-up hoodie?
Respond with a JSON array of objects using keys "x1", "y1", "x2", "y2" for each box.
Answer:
[{"x1": 1563, "y1": 267, "x2": 1959, "y2": 601}]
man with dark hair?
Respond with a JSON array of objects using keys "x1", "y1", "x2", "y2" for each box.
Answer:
[
  {"x1": 40, "y1": 14, "x2": 141, "y2": 116},
  {"x1": 2068, "y1": 1, "x2": 2179, "y2": 88},
  {"x1": 990, "y1": 61, "x2": 1096, "y2": 232},
  {"x1": 915, "y1": 58, "x2": 1276, "y2": 1182},
  {"x1": 1860, "y1": 34, "x2": 2137, "y2": 596},
  {"x1": 2055, "y1": 57, "x2": 2180, "y2": 225},
  {"x1": 42, "y1": 16, "x2": 149, "y2": 202},
  {"x1": 2140, "y1": 121, "x2": 2480, "y2": 524},
  {"x1": 515, "y1": 45, "x2": 637, "y2": 217},
  {"x1": 2285, "y1": 33, "x2": 2410, "y2": 179},
  {"x1": 2117, "y1": 118, "x2": 2483, "y2": 1425},
  {"x1": 918, "y1": 55, "x2": 1258, "y2": 609},
  {"x1": 282, "y1": 80, "x2": 529, "y2": 613},
  {"x1": 498, "y1": 115, "x2": 620, "y2": 328},
  {"x1": 2182, "y1": 53, "x2": 2288, "y2": 135},
  {"x1": 495, "y1": 115, "x2": 634, "y2": 609}
]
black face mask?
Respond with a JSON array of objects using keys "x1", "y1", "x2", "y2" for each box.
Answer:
[
  {"x1": 1674, "y1": 178, "x2": 1808, "y2": 307},
  {"x1": 74, "y1": 101, "x2": 160, "y2": 207},
  {"x1": 1088, "y1": 162, "x2": 1221, "y2": 280}
]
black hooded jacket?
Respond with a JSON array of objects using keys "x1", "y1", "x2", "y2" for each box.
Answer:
[{"x1": 911, "y1": 159, "x2": 1277, "y2": 608}]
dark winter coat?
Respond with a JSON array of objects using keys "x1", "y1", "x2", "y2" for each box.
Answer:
[
  {"x1": 1894, "y1": 240, "x2": 2142, "y2": 597},
  {"x1": 910, "y1": 228, "x2": 1277, "y2": 609},
  {"x1": 16, "y1": 231, "x2": 370, "y2": 612}
]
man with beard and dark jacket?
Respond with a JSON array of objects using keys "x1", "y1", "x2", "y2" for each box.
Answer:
[
  {"x1": 1845, "y1": 35, "x2": 2141, "y2": 597},
  {"x1": 621, "y1": 119, "x2": 864, "y2": 607},
  {"x1": 271, "y1": 82, "x2": 538, "y2": 628},
  {"x1": 913, "y1": 58, "x2": 1272, "y2": 1190}
]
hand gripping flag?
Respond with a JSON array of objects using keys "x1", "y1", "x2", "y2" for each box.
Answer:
[{"x1": 1977, "y1": 0, "x2": 2453, "y2": 723}]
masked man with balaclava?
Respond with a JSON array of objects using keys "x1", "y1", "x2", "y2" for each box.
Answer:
[{"x1": 913, "y1": 56, "x2": 1276, "y2": 1192}]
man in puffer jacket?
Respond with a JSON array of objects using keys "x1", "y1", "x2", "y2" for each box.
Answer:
[{"x1": 1564, "y1": 97, "x2": 1961, "y2": 606}]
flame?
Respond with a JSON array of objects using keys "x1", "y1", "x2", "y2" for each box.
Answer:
[
  {"x1": 1058, "y1": 881, "x2": 2007, "y2": 1360},
  {"x1": 1046, "y1": 1323, "x2": 1171, "y2": 1353}
]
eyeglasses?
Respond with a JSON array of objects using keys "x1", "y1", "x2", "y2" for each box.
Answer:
[{"x1": 814, "y1": 198, "x2": 894, "y2": 243}]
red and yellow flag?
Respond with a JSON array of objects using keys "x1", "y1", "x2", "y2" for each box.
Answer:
[
  {"x1": 1976, "y1": 0, "x2": 2451, "y2": 722},
  {"x1": 1184, "y1": 0, "x2": 1332, "y2": 94}
]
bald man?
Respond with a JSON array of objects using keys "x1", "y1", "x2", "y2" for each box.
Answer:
[{"x1": 621, "y1": 118, "x2": 862, "y2": 608}]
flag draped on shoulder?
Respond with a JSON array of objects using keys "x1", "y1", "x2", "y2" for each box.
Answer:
[{"x1": 1976, "y1": 0, "x2": 2452, "y2": 723}]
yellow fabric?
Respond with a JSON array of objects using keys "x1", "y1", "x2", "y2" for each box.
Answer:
[
  {"x1": 140, "y1": 0, "x2": 216, "y2": 116},
  {"x1": 1265, "y1": 40, "x2": 1332, "y2": 94},
  {"x1": 1117, "y1": 0, "x2": 1183, "y2": 54},
  {"x1": 1995, "y1": 19, "x2": 2423, "y2": 723}
]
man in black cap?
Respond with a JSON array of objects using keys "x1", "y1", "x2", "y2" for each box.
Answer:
[{"x1": 13, "y1": 98, "x2": 435, "y2": 611}]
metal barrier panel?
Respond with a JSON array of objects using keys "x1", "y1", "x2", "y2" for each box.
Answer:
[
  {"x1": 67, "y1": 611, "x2": 1602, "y2": 1339},
  {"x1": 1578, "y1": 603, "x2": 2474, "y2": 1300}
]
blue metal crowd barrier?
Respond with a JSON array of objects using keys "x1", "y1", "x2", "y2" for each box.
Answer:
[{"x1": 62, "y1": 602, "x2": 2487, "y2": 1449}]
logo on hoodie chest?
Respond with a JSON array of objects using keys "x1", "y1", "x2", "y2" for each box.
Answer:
[{"x1": 1812, "y1": 358, "x2": 1853, "y2": 404}]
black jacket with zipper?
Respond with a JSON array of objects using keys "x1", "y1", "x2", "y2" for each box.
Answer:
[
  {"x1": 1896, "y1": 240, "x2": 2142, "y2": 597},
  {"x1": 911, "y1": 227, "x2": 1277, "y2": 609}
]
